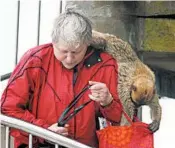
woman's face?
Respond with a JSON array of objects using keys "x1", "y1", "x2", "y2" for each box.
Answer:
[{"x1": 53, "y1": 40, "x2": 88, "y2": 69}]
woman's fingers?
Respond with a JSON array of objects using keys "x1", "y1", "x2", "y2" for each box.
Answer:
[
  {"x1": 89, "y1": 94, "x2": 100, "y2": 102},
  {"x1": 89, "y1": 81, "x2": 105, "y2": 90},
  {"x1": 48, "y1": 123, "x2": 69, "y2": 136},
  {"x1": 88, "y1": 81, "x2": 113, "y2": 106}
]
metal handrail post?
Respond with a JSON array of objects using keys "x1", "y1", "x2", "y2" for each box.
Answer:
[{"x1": 5, "y1": 126, "x2": 10, "y2": 148}]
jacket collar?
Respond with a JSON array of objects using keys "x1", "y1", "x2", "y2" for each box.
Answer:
[
  {"x1": 83, "y1": 46, "x2": 103, "y2": 68},
  {"x1": 69, "y1": 46, "x2": 103, "y2": 71}
]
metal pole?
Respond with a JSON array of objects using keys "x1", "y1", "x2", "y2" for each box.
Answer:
[
  {"x1": 55, "y1": 144, "x2": 59, "y2": 148},
  {"x1": 60, "y1": 0, "x2": 66, "y2": 14},
  {"x1": 5, "y1": 126, "x2": 10, "y2": 148},
  {"x1": 37, "y1": 0, "x2": 41, "y2": 46},
  {"x1": 15, "y1": 0, "x2": 20, "y2": 65},
  {"x1": 59, "y1": 0, "x2": 62, "y2": 14},
  {"x1": 29, "y1": 134, "x2": 33, "y2": 148},
  {"x1": 62, "y1": 0, "x2": 66, "y2": 13}
]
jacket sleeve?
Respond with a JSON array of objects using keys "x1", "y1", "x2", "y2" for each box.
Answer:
[
  {"x1": 99, "y1": 61, "x2": 123, "y2": 123},
  {"x1": 1, "y1": 56, "x2": 50, "y2": 129}
]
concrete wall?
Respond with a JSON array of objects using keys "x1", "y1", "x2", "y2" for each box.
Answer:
[{"x1": 66, "y1": 1, "x2": 140, "y2": 49}]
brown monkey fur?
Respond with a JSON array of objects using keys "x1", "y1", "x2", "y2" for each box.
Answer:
[{"x1": 91, "y1": 30, "x2": 162, "y2": 132}]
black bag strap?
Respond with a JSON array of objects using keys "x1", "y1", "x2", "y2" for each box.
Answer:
[{"x1": 58, "y1": 85, "x2": 92, "y2": 127}]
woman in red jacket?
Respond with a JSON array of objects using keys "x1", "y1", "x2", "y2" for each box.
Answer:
[{"x1": 1, "y1": 9, "x2": 122, "y2": 148}]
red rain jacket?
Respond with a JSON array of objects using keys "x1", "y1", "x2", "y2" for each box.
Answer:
[{"x1": 1, "y1": 43, "x2": 122, "y2": 148}]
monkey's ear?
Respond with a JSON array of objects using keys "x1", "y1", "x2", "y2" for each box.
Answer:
[{"x1": 131, "y1": 84, "x2": 137, "y2": 91}]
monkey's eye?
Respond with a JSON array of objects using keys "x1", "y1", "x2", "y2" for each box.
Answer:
[
  {"x1": 131, "y1": 85, "x2": 137, "y2": 91},
  {"x1": 144, "y1": 90, "x2": 147, "y2": 95}
]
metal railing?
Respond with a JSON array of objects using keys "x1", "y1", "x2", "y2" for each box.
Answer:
[
  {"x1": 0, "y1": 73, "x2": 11, "y2": 81},
  {"x1": 0, "y1": 114, "x2": 92, "y2": 148}
]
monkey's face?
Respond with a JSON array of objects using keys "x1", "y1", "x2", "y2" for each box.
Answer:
[{"x1": 131, "y1": 76, "x2": 155, "y2": 106}]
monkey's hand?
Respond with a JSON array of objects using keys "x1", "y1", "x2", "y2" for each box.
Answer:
[{"x1": 148, "y1": 120, "x2": 160, "y2": 133}]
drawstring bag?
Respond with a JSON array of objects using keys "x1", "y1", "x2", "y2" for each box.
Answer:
[{"x1": 96, "y1": 110, "x2": 154, "y2": 148}]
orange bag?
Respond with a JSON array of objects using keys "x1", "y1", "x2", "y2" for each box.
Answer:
[{"x1": 97, "y1": 111, "x2": 154, "y2": 148}]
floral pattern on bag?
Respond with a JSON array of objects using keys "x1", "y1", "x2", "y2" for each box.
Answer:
[{"x1": 97, "y1": 122, "x2": 154, "y2": 148}]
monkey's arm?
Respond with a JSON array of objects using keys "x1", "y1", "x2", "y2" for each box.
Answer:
[
  {"x1": 148, "y1": 94, "x2": 162, "y2": 132},
  {"x1": 120, "y1": 102, "x2": 135, "y2": 126}
]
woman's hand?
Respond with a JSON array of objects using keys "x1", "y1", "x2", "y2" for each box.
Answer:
[
  {"x1": 48, "y1": 123, "x2": 69, "y2": 136},
  {"x1": 89, "y1": 81, "x2": 113, "y2": 107}
]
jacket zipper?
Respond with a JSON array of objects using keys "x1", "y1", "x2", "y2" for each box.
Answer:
[{"x1": 73, "y1": 66, "x2": 78, "y2": 139}]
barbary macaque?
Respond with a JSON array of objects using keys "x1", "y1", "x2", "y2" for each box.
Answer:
[{"x1": 91, "y1": 30, "x2": 162, "y2": 132}]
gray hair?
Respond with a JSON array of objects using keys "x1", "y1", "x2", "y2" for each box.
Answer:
[{"x1": 51, "y1": 9, "x2": 92, "y2": 47}]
